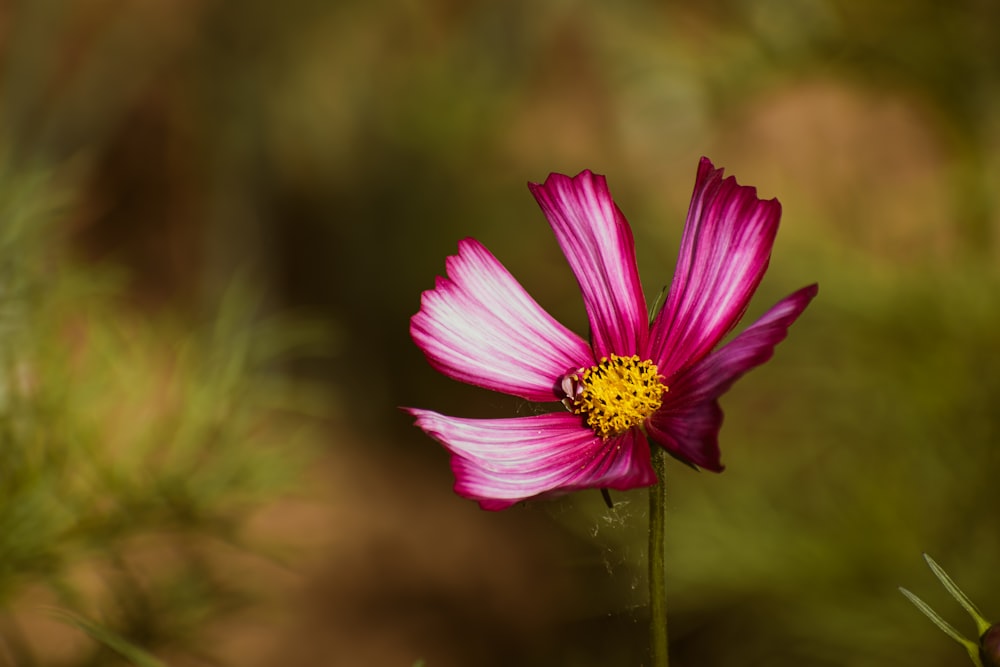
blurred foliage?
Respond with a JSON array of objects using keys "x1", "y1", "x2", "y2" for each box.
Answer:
[
  {"x1": 0, "y1": 0, "x2": 998, "y2": 665},
  {"x1": 0, "y1": 163, "x2": 326, "y2": 664},
  {"x1": 0, "y1": 3, "x2": 330, "y2": 658}
]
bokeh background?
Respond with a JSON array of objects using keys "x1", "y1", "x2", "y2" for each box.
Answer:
[{"x1": 1, "y1": 0, "x2": 999, "y2": 665}]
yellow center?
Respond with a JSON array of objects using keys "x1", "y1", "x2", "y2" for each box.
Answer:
[{"x1": 562, "y1": 354, "x2": 667, "y2": 439}]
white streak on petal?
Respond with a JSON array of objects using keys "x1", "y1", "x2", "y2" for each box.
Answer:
[
  {"x1": 407, "y1": 409, "x2": 656, "y2": 510},
  {"x1": 411, "y1": 239, "x2": 592, "y2": 402},
  {"x1": 529, "y1": 171, "x2": 647, "y2": 358},
  {"x1": 649, "y1": 158, "x2": 782, "y2": 378}
]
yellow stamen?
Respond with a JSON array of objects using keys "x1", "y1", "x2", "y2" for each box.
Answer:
[{"x1": 563, "y1": 354, "x2": 667, "y2": 439}]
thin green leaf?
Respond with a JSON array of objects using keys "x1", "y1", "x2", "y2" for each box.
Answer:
[
  {"x1": 924, "y1": 553, "x2": 993, "y2": 636},
  {"x1": 899, "y1": 587, "x2": 983, "y2": 666},
  {"x1": 648, "y1": 284, "x2": 668, "y2": 325}
]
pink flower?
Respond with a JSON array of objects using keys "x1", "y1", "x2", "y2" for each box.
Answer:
[{"x1": 408, "y1": 158, "x2": 817, "y2": 510}]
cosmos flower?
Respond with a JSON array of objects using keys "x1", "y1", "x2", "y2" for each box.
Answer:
[{"x1": 407, "y1": 157, "x2": 817, "y2": 510}]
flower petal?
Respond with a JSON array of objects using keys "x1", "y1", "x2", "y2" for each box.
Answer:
[
  {"x1": 528, "y1": 171, "x2": 647, "y2": 358},
  {"x1": 648, "y1": 157, "x2": 782, "y2": 379},
  {"x1": 406, "y1": 408, "x2": 657, "y2": 510},
  {"x1": 647, "y1": 400, "x2": 726, "y2": 471},
  {"x1": 412, "y1": 238, "x2": 593, "y2": 402},
  {"x1": 647, "y1": 284, "x2": 818, "y2": 471}
]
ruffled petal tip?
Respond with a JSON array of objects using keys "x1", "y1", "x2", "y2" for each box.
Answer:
[
  {"x1": 410, "y1": 238, "x2": 592, "y2": 402},
  {"x1": 649, "y1": 157, "x2": 784, "y2": 378},
  {"x1": 528, "y1": 170, "x2": 648, "y2": 358}
]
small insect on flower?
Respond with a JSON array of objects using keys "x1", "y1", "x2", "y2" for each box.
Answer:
[
  {"x1": 406, "y1": 158, "x2": 817, "y2": 510},
  {"x1": 900, "y1": 553, "x2": 999, "y2": 667}
]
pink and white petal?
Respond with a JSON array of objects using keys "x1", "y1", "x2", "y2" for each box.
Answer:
[
  {"x1": 648, "y1": 158, "x2": 782, "y2": 379},
  {"x1": 528, "y1": 171, "x2": 647, "y2": 359},
  {"x1": 646, "y1": 284, "x2": 817, "y2": 471},
  {"x1": 406, "y1": 409, "x2": 657, "y2": 510},
  {"x1": 412, "y1": 238, "x2": 593, "y2": 403}
]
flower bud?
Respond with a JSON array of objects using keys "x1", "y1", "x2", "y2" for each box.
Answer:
[{"x1": 981, "y1": 623, "x2": 1000, "y2": 667}]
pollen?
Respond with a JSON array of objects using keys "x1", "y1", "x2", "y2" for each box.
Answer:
[{"x1": 563, "y1": 354, "x2": 667, "y2": 439}]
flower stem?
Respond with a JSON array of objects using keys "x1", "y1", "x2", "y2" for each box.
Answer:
[{"x1": 649, "y1": 444, "x2": 669, "y2": 667}]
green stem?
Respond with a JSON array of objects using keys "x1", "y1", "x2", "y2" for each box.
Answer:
[{"x1": 649, "y1": 444, "x2": 669, "y2": 667}]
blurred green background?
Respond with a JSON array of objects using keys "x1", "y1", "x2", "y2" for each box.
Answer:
[{"x1": 1, "y1": 0, "x2": 999, "y2": 665}]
